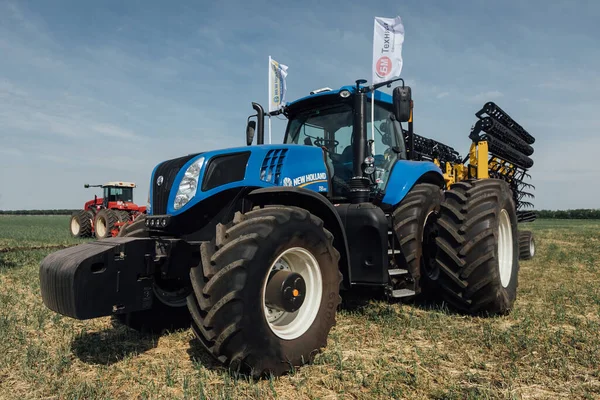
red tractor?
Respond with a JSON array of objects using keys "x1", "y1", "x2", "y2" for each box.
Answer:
[{"x1": 69, "y1": 182, "x2": 147, "y2": 239}]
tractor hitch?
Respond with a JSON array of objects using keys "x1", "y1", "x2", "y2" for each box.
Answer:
[{"x1": 39, "y1": 237, "x2": 195, "y2": 320}]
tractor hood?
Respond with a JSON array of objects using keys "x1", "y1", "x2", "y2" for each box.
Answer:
[{"x1": 148, "y1": 144, "x2": 330, "y2": 216}]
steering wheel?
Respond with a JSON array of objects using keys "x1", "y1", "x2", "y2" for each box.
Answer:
[{"x1": 314, "y1": 138, "x2": 339, "y2": 148}]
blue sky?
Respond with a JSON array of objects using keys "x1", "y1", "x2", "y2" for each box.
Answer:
[{"x1": 0, "y1": 0, "x2": 598, "y2": 210}]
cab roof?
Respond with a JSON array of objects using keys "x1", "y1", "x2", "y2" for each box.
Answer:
[
  {"x1": 103, "y1": 182, "x2": 136, "y2": 188},
  {"x1": 285, "y1": 84, "x2": 394, "y2": 108}
]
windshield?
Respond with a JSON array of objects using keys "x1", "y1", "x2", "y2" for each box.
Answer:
[
  {"x1": 285, "y1": 99, "x2": 406, "y2": 193},
  {"x1": 285, "y1": 101, "x2": 406, "y2": 157},
  {"x1": 103, "y1": 187, "x2": 134, "y2": 202}
]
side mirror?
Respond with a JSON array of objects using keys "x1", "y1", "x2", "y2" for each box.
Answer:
[
  {"x1": 84, "y1": 184, "x2": 90, "y2": 188},
  {"x1": 246, "y1": 120, "x2": 256, "y2": 146},
  {"x1": 393, "y1": 86, "x2": 412, "y2": 122}
]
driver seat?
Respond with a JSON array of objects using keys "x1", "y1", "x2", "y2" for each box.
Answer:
[{"x1": 340, "y1": 145, "x2": 353, "y2": 164}]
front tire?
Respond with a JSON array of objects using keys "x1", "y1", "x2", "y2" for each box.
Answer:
[
  {"x1": 113, "y1": 215, "x2": 192, "y2": 333},
  {"x1": 434, "y1": 179, "x2": 519, "y2": 315},
  {"x1": 187, "y1": 205, "x2": 342, "y2": 377}
]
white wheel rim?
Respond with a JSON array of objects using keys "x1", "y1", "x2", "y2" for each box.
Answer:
[
  {"x1": 261, "y1": 247, "x2": 323, "y2": 341},
  {"x1": 96, "y1": 217, "x2": 106, "y2": 237},
  {"x1": 71, "y1": 218, "x2": 80, "y2": 235},
  {"x1": 498, "y1": 209, "x2": 513, "y2": 288},
  {"x1": 530, "y1": 239, "x2": 535, "y2": 257}
]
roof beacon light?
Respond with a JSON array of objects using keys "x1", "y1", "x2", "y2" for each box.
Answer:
[{"x1": 309, "y1": 87, "x2": 332, "y2": 95}]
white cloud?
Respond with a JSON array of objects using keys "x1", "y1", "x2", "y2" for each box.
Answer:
[
  {"x1": 467, "y1": 91, "x2": 503, "y2": 103},
  {"x1": 436, "y1": 92, "x2": 449, "y2": 99},
  {"x1": 90, "y1": 124, "x2": 141, "y2": 141}
]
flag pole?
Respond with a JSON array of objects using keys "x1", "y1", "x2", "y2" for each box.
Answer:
[
  {"x1": 268, "y1": 55, "x2": 272, "y2": 144},
  {"x1": 371, "y1": 89, "x2": 375, "y2": 155}
]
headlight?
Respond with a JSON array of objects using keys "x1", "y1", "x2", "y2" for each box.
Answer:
[
  {"x1": 364, "y1": 156, "x2": 375, "y2": 174},
  {"x1": 147, "y1": 189, "x2": 151, "y2": 213},
  {"x1": 173, "y1": 156, "x2": 205, "y2": 210}
]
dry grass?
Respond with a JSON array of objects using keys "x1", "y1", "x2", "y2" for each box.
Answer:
[{"x1": 1, "y1": 216, "x2": 599, "y2": 399}]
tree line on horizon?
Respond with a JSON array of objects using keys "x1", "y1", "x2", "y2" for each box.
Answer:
[{"x1": 1, "y1": 209, "x2": 600, "y2": 219}]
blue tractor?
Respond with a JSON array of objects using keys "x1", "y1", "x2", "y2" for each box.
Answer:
[{"x1": 40, "y1": 77, "x2": 535, "y2": 377}]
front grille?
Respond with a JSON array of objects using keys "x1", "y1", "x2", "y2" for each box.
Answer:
[
  {"x1": 260, "y1": 149, "x2": 288, "y2": 185},
  {"x1": 152, "y1": 153, "x2": 201, "y2": 214},
  {"x1": 202, "y1": 152, "x2": 250, "y2": 191}
]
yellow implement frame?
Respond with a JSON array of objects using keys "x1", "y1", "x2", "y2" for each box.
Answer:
[{"x1": 433, "y1": 140, "x2": 489, "y2": 189}]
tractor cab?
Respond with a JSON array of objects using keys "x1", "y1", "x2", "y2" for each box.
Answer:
[
  {"x1": 282, "y1": 85, "x2": 408, "y2": 197},
  {"x1": 101, "y1": 182, "x2": 135, "y2": 205},
  {"x1": 84, "y1": 181, "x2": 137, "y2": 208},
  {"x1": 246, "y1": 78, "x2": 414, "y2": 203}
]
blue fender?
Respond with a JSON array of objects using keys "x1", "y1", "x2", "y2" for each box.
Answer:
[{"x1": 381, "y1": 160, "x2": 444, "y2": 207}]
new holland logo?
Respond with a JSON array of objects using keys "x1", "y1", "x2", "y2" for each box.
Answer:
[
  {"x1": 156, "y1": 176, "x2": 164, "y2": 186},
  {"x1": 282, "y1": 173, "x2": 327, "y2": 188}
]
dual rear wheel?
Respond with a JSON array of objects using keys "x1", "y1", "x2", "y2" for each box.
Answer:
[
  {"x1": 71, "y1": 208, "x2": 136, "y2": 239},
  {"x1": 391, "y1": 179, "x2": 520, "y2": 315}
]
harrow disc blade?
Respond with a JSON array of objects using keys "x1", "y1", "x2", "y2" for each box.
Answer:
[{"x1": 477, "y1": 101, "x2": 535, "y2": 144}]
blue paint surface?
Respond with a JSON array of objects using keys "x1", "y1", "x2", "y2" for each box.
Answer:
[
  {"x1": 381, "y1": 160, "x2": 444, "y2": 206},
  {"x1": 149, "y1": 144, "x2": 329, "y2": 216},
  {"x1": 286, "y1": 84, "x2": 393, "y2": 109}
]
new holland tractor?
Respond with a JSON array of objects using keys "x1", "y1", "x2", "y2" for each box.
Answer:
[
  {"x1": 40, "y1": 77, "x2": 536, "y2": 377},
  {"x1": 69, "y1": 181, "x2": 147, "y2": 239}
]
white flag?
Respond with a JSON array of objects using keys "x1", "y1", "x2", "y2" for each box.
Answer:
[
  {"x1": 372, "y1": 16, "x2": 404, "y2": 84},
  {"x1": 268, "y1": 56, "x2": 288, "y2": 113}
]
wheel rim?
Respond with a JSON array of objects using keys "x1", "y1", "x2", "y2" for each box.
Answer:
[
  {"x1": 262, "y1": 247, "x2": 323, "y2": 340},
  {"x1": 530, "y1": 238, "x2": 535, "y2": 257},
  {"x1": 153, "y1": 281, "x2": 189, "y2": 307},
  {"x1": 96, "y1": 217, "x2": 106, "y2": 237},
  {"x1": 71, "y1": 217, "x2": 80, "y2": 235},
  {"x1": 498, "y1": 209, "x2": 513, "y2": 288}
]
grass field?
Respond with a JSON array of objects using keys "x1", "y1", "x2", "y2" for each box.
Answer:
[{"x1": 1, "y1": 215, "x2": 599, "y2": 399}]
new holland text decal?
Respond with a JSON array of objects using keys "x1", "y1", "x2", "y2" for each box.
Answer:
[{"x1": 282, "y1": 172, "x2": 327, "y2": 189}]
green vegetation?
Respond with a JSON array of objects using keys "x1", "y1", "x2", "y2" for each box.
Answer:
[
  {"x1": 535, "y1": 209, "x2": 600, "y2": 219},
  {"x1": 3, "y1": 208, "x2": 600, "y2": 219},
  {"x1": 0, "y1": 210, "x2": 78, "y2": 215},
  {"x1": 1, "y1": 215, "x2": 599, "y2": 399}
]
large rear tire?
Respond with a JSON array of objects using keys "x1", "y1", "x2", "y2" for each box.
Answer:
[
  {"x1": 113, "y1": 215, "x2": 192, "y2": 333},
  {"x1": 391, "y1": 183, "x2": 443, "y2": 294},
  {"x1": 187, "y1": 205, "x2": 342, "y2": 377},
  {"x1": 94, "y1": 209, "x2": 118, "y2": 239},
  {"x1": 518, "y1": 230, "x2": 535, "y2": 260},
  {"x1": 116, "y1": 210, "x2": 130, "y2": 223},
  {"x1": 70, "y1": 210, "x2": 93, "y2": 238},
  {"x1": 434, "y1": 179, "x2": 519, "y2": 315}
]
